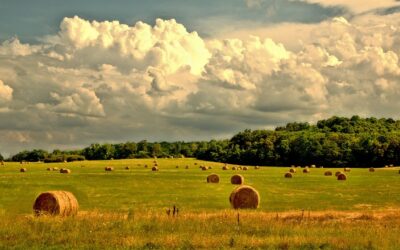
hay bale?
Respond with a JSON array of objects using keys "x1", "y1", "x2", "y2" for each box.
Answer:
[
  {"x1": 33, "y1": 191, "x2": 79, "y2": 216},
  {"x1": 20, "y1": 168, "x2": 27, "y2": 172},
  {"x1": 144, "y1": 164, "x2": 148, "y2": 168},
  {"x1": 207, "y1": 174, "x2": 220, "y2": 183},
  {"x1": 229, "y1": 185, "x2": 260, "y2": 209},
  {"x1": 201, "y1": 166, "x2": 208, "y2": 171},
  {"x1": 152, "y1": 166, "x2": 159, "y2": 171},
  {"x1": 232, "y1": 166, "x2": 237, "y2": 170},
  {"x1": 231, "y1": 174, "x2": 244, "y2": 185},
  {"x1": 185, "y1": 165, "x2": 189, "y2": 169},
  {"x1": 53, "y1": 167, "x2": 59, "y2": 171},
  {"x1": 289, "y1": 168, "x2": 296, "y2": 173},
  {"x1": 194, "y1": 163, "x2": 198, "y2": 165},
  {"x1": 284, "y1": 172, "x2": 293, "y2": 178},
  {"x1": 208, "y1": 166, "x2": 213, "y2": 169},
  {"x1": 290, "y1": 165, "x2": 295, "y2": 168},
  {"x1": 335, "y1": 171, "x2": 343, "y2": 177},
  {"x1": 125, "y1": 166, "x2": 130, "y2": 170},
  {"x1": 243, "y1": 166, "x2": 248, "y2": 171},
  {"x1": 176, "y1": 166, "x2": 179, "y2": 169},
  {"x1": 384, "y1": 165, "x2": 389, "y2": 168},
  {"x1": 303, "y1": 168, "x2": 310, "y2": 173},
  {"x1": 311, "y1": 165, "x2": 316, "y2": 168},
  {"x1": 324, "y1": 171, "x2": 333, "y2": 176},
  {"x1": 237, "y1": 166, "x2": 242, "y2": 170},
  {"x1": 105, "y1": 166, "x2": 114, "y2": 171},
  {"x1": 254, "y1": 166, "x2": 260, "y2": 170},
  {"x1": 337, "y1": 173, "x2": 347, "y2": 181},
  {"x1": 222, "y1": 165, "x2": 229, "y2": 170},
  {"x1": 304, "y1": 166, "x2": 309, "y2": 169},
  {"x1": 390, "y1": 164, "x2": 394, "y2": 167},
  {"x1": 344, "y1": 168, "x2": 351, "y2": 172},
  {"x1": 46, "y1": 167, "x2": 53, "y2": 171},
  {"x1": 369, "y1": 167, "x2": 375, "y2": 172},
  {"x1": 60, "y1": 168, "x2": 71, "y2": 174},
  {"x1": 154, "y1": 163, "x2": 158, "y2": 167}
]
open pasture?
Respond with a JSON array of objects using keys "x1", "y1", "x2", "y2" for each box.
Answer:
[{"x1": 1, "y1": 159, "x2": 400, "y2": 214}]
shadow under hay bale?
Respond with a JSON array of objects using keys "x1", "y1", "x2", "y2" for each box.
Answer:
[
  {"x1": 289, "y1": 168, "x2": 296, "y2": 173},
  {"x1": 369, "y1": 167, "x2": 375, "y2": 172},
  {"x1": 33, "y1": 191, "x2": 78, "y2": 216},
  {"x1": 284, "y1": 172, "x2": 293, "y2": 178},
  {"x1": 324, "y1": 171, "x2": 333, "y2": 176},
  {"x1": 60, "y1": 168, "x2": 71, "y2": 174},
  {"x1": 207, "y1": 174, "x2": 220, "y2": 183},
  {"x1": 20, "y1": 168, "x2": 27, "y2": 172},
  {"x1": 337, "y1": 173, "x2": 347, "y2": 181},
  {"x1": 229, "y1": 185, "x2": 260, "y2": 209},
  {"x1": 105, "y1": 167, "x2": 114, "y2": 171},
  {"x1": 231, "y1": 174, "x2": 244, "y2": 185}
]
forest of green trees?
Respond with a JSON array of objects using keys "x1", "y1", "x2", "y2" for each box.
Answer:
[{"x1": 6, "y1": 116, "x2": 400, "y2": 167}]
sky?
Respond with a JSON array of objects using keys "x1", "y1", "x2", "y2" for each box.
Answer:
[{"x1": 1, "y1": 0, "x2": 400, "y2": 155}]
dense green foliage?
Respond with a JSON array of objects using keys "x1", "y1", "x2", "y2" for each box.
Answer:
[{"x1": 6, "y1": 116, "x2": 400, "y2": 167}]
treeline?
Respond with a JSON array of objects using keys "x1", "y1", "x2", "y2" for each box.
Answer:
[
  {"x1": 197, "y1": 116, "x2": 400, "y2": 167},
  {"x1": 5, "y1": 116, "x2": 400, "y2": 167}
]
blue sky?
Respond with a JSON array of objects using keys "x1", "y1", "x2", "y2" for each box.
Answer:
[
  {"x1": 0, "y1": 0, "x2": 349, "y2": 43},
  {"x1": 1, "y1": 0, "x2": 400, "y2": 155}
]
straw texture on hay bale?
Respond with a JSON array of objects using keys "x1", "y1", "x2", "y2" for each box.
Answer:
[
  {"x1": 60, "y1": 168, "x2": 71, "y2": 174},
  {"x1": 231, "y1": 174, "x2": 244, "y2": 185},
  {"x1": 222, "y1": 166, "x2": 229, "y2": 170},
  {"x1": 20, "y1": 168, "x2": 27, "y2": 172},
  {"x1": 152, "y1": 166, "x2": 159, "y2": 171},
  {"x1": 369, "y1": 167, "x2": 375, "y2": 172},
  {"x1": 303, "y1": 168, "x2": 310, "y2": 173},
  {"x1": 324, "y1": 171, "x2": 333, "y2": 176},
  {"x1": 33, "y1": 191, "x2": 79, "y2": 216},
  {"x1": 207, "y1": 174, "x2": 220, "y2": 183},
  {"x1": 229, "y1": 185, "x2": 260, "y2": 209},
  {"x1": 289, "y1": 168, "x2": 296, "y2": 173},
  {"x1": 105, "y1": 167, "x2": 114, "y2": 171},
  {"x1": 335, "y1": 171, "x2": 342, "y2": 177},
  {"x1": 284, "y1": 172, "x2": 293, "y2": 178},
  {"x1": 337, "y1": 173, "x2": 347, "y2": 180},
  {"x1": 344, "y1": 168, "x2": 351, "y2": 172}
]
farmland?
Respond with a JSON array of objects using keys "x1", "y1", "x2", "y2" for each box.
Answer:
[{"x1": 1, "y1": 158, "x2": 400, "y2": 249}]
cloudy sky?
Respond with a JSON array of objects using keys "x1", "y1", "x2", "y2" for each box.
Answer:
[{"x1": 1, "y1": 0, "x2": 400, "y2": 155}]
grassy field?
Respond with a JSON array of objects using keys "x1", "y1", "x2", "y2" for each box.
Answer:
[{"x1": 1, "y1": 158, "x2": 400, "y2": 249}]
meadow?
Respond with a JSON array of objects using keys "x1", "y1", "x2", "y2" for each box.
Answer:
[{"x1": 1, "y1": 158, "x2": 400, "y2": 249}]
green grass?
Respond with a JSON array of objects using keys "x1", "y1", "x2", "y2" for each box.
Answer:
[{"x1": 1, "y1": 159, "x2": 400, "y2": 249}]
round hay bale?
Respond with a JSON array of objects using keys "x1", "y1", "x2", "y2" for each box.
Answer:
[
  {"x1": 194, "y1": 163, "x2": 198, "y2": 165},
  {"x1": 337, "y1": 173, "x2": 347, "y2": 181},
  {"x1": 303, "y1": 168, "x2": 310, "y2": 173},
  {"x1": 53, "y1": 167, "x2": 59, "y2": 171},
  {"x1": 237, "y1": 166, "x2": 242, "y2": 170},
  {"x1": 243, "y1": 166, "x2": 248, "y2": 171},
  {"x1": 207, "y1": 174, "x2": 220, "y2": 183},
  {"x1": 324, "y1": 171, "x2": 333, "y2": 176},
  {"x1": 284, "y1": 172, "x2": 293, "y2": 178},
  {"x1": 60, "y1": 168, "x2": 71, "y2": 174},
  {"x1": 232, "y1": 166, "x2": 237, "y2": 170},
  {"x1": 231, "y1": 174, "x2": 244, "y2": 185},
  {"x1": 144, "y1": 164, "x2": 148, "y2": 168},
  {"x1": 335, "y1": 171, "x2": 343, "y2": 177},
  {"x1": 154, "y1": 163, "x2": 158, "y2": 167},
  {"x1": 201, "y1": 166, "x2": 208, "y2": 171},
  {"x1": 311, "y1": 165, "x2": 316, "y2": 168},
  {"x1": 46, "y1": 167, "x2": 53, "y2": 171},
  {"x1": 33, "y1": 191, "x2": 79, "y2": 216},
  {"x1": 185, "y1": 165, "x2": 189, "y2": 169},
  {"x1": 222, "y1": 165, "x2": 229, "y2": 170},
  {"x1": 390, "y1": 164, "x2": 394, "y2": 167},
  {"x1": 208, "y1": 166, "x2": 213, "y2": 169},
  {"x1": 125, "y1": 166, "x2": 130, "y2": 170},
  {"x1": 369, "y1": 167, "x2": 375, "y2": 172},
  {"x1": 20, "y1": 168, "x2": 27, "y2": 172},
  {"x1": 105, "y1": 166, "x2": 114, "y2": 171},
  {"x1": 153, "y1": 160, "x2": 157, "y2": 164},
  {"x1": 229, "y1": 185, "x2": 260, "y2": 209},
  {"x1": 152, "y1": 166, "x2": 159, "y2": 171},
  {"x1": 304, "y1": 166, "x2": 309, "y2": 169},
  {"x1": 297, "y1": 166, "x2": 301, "y2": 168},
  {"x1": 290, "y1": 165, "x2": 295, "y2": 168},
  {"x1": 289, "y1": 168, "x2": 296, "y2": 173},
  {"x1": 176, "y1": 166, "x2": 179, "y2": 169},
  {"x1": 254, "y1": 166, "x2": 260, "y2": 170},
  {"x1": 344, "y1": 168, "x2": 351, "y2": 172}
]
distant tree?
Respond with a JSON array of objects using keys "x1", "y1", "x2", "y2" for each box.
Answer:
[{"x1": 0, "y1": 153, "x2": 3, "y2": 161}]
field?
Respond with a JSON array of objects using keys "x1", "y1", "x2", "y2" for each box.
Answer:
[{"x1": 1, "y1": 158, "x2": 400, "y2": 249}]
